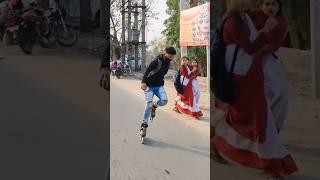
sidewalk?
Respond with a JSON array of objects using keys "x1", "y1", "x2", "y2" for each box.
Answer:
[{"x1": 75, "y1": 32, "x2": 105, "y2": 57}]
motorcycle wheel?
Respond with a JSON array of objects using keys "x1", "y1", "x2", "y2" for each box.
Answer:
[
  {"x1": 18, "y1": 24, "x2": 35, "y2": 55},
  {"x1": 39, "y1": 33, "x2": 57, "y2": 48},
  {"x1": 57, "y1": 26, "x2": 78, "y2": 47},
  {"x1": 4, "y1": 32, "x2": 14, "y2": 45},
  {"x1": 18, "y1": 38, "x2": 34, "y2": 55}
]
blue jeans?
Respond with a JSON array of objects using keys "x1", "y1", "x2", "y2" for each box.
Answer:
[{"x1": 143, "y1": 86, "x2": 168, "y2": 124}]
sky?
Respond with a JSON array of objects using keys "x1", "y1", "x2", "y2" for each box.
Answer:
[{"x1": 145, "y1": 0, "x2": 168, "y2": 43}]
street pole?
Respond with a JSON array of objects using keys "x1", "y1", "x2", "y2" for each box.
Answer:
[
  {"x1": 121, "y1": 0, "x2": 126, "y2": 63},
  {"x1": 207, "y1": 46, "x2": 210, "y2": 92},
  {"x1": 180, "y1": 0, "x2": 188, "y2": 57},
  {"x1": 127, "y1": 0, "x2": 132, "y2": 65},
  {"x1": 141, "y1": 0, "x2": 147, "y2": 73},
  {"x1": 134, "y1": 3, "x2": 139, "y2": 71},
  {"x1": 310, "y1": 0, "x2": 320, "y2": 98},
  {"x1": 207, "y1": 2, "x2": 210, "y2": 93}
]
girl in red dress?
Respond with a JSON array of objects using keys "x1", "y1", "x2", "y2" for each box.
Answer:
[
  {"x1": 251, "y1": 0, "x2": 290, "y2": 134},
  {"x1": 175, "y1": 57, "x2": 203, "y2": 119},
  {"x1": 213, "y1": 0, "x2": 298, "y2": 179}
]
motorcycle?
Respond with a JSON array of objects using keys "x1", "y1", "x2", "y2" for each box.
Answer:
[
  {"x1": 47, "y1": 5, "x2": 78, "y2": 47},
  {"x1": 3, "y1": 3, "x2": 56, "y2": 54},
  {"x1": 123, "y1": 64, "x2": 134, "y2": 77},
  {"x1": 111, "y1": 61, "x2": 125, "y2": 79},
  {"x1": 3, "y1": 8, "x2": 38, "y2": 54}
]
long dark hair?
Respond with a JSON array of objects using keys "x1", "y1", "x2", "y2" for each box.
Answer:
[{"x1": 261, "y1": 0, "x2": 283, "y2": 15}]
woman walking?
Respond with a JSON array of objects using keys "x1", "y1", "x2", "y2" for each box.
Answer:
[
  {"x1": 250, "y1": 0, "x2": 290, "y2": 133},
  {"x1": 212, "y1": 0, "x2": 298, "y2": 179},
  {"x1": 174, "y1": 57, "x2": 203, "y2": 119}
]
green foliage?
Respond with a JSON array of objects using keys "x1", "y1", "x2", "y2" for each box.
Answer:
[{"x1": 163, "y1": 0, "x2": 180, "y2": 48}]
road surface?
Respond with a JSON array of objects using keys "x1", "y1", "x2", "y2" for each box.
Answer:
[
  {"x1": 0, "y1": 44, "x2": 108, "y2": 180},
  {"x1": 110, "y1": 78, "x2": 210, "y2": 180}
]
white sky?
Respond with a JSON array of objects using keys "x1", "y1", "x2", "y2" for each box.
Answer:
[{"x1": 145, "y1": 0, "x2": 168, "y2": 43}]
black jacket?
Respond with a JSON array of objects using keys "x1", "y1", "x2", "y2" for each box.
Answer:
[{"x1": 142, "y1": 54, "x2": 171, "y2": 87}]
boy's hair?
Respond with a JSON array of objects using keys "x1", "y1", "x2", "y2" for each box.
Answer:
[{"x1": 165, "y1": 47, "x2": 177, "y2": 55}]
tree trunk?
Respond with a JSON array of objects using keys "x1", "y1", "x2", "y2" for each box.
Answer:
[
  {"x1": 100, "y1": 0, "x2": 107, "y2": 35},
  {"x1": 36, "y1": 0, "x2": 50, "y2": 9},
  {"x1": 80, "y1": 0, "x2": 92, "y2": 33}
]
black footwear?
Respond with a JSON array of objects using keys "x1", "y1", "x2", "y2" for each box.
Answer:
[
  {"x1": 151, "y1": 104, "x2": 157, "y2": 118},
  {"x1": 140, "y1": 123, "x2": 148, "y2": 138},
  {"x1": 141, "y1": 123, "x2": 148, "y2": 128}
]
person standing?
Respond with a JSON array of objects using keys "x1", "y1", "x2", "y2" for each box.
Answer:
[{"x1": 140, "y1": 47, "x2": 176, "y2": 137}]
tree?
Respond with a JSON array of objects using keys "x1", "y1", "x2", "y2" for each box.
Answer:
[
  {"x1": 35, "y1": 0, "x2": 50, "y2": 9},
  {"x1": 163, "y1": 0, "x2": 208, "y2": 75},
  {"x1": 163, "y1": 0, "x2": 180, "y2": 48},
  {"x1": 110, "y1": 0, "x2": 158, "y2": 59},
  {"x1": 80, "y1": 0, "x2": 92, "y2": 32},
  {"x1": 100, "y1": 0, "x2": 107, "y2": 35}
]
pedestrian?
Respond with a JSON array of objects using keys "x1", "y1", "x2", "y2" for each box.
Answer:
[
  {"x1": 213, "y1": 0, "x2": 298, "y2": 179},
  {"x1": 250, "y1": 0, "x2": 290, "y2": 134},
  {"x1": 99, "y1": 46, "x2": 110, "y2": 91},
  {"x1": 140, "y1": 47, "x2": 176, "y2": 137},
  {"x1": 174, "y1": 57, "x2": 203, "y2": 119}
]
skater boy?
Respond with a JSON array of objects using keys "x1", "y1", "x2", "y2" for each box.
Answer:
[{"x1": 140, "y1": 47, "x2": 176, "y2": 135}]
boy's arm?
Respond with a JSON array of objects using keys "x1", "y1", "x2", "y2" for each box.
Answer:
[{"x1": 141, "y1": 59, "x2": 158, "y2": 84}]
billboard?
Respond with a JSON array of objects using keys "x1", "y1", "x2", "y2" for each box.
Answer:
[{"x1": 180, "y1": 3, "x2": 210, "y2": 47}]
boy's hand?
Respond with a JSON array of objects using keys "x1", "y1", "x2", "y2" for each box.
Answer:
[
  {"x1": 141, "y1": 83, "x2": 147, "y2": 91},
  {"x1": 99, "y1": 67, "x2": 110, "y2": 90}
]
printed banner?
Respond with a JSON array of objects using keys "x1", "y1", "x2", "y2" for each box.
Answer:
[{"x1": 180, "y1": 3, "x2": 210, "y2": 47}]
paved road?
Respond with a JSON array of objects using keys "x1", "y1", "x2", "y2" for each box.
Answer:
[
  {"x1": 110, "y1": 78, "x2": 210, "y2": 180},
  {"x1": 0, "y1": 45, "x2": 108, "y2": 180}
]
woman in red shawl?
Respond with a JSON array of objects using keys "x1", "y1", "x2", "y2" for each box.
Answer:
[
  {"x1": 212, "y1": 0, "x2": 298, "y2": 179},
  {"x1": 174, "y1": 57, "x2": 203, "y2": 119}
]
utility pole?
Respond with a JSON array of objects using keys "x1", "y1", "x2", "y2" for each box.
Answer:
[
  {"x1": 121, "y1": 0, "x2": 126, "y2": 63},
  {"x1": 180, "y1": 0, "x2": 188, "y2": 57},
  {"x1": 127, "y1": 0, "x2": 132, "y2": 65},
  {"x1": 141, "y1": 0, "x2": 147, "y2": 72},
  {"x1": 310, "y1": 0, "x2": 320, "y2": 98},
  {"x1": 206, "y1": 2, "x2": 210, "y2": 93},
  {"x1": 133, "y1": 3, "x2": 139, "y2": 71}
]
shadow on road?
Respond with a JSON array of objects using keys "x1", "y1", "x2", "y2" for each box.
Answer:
[
  {"x1": 285, "y1": 145, "x2": 320, "y2": 157},
  {"x1": 143, "y1": 138, "x2": 209, "y2": 158}
]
